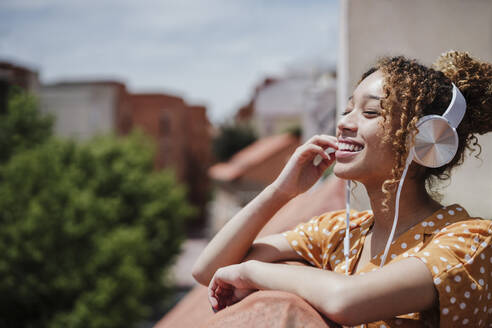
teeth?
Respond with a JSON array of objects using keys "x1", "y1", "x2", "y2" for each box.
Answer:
[{"x1": 338, "y1": 142, "x2": 363, "y2": 152}]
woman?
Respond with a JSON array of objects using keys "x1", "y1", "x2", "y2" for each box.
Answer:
[{"x1": 192, "y1": 51, "x2": 492, "y2": 327}]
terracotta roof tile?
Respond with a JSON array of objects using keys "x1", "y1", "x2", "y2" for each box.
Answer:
[{"x1": 209, "y1": 133, "x2": 299, "y2": 181}]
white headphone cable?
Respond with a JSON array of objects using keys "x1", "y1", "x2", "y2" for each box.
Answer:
[
  {"x1": 344, "y1": 180, "x2": 351, "y2": 275},
  {"x1": 379, "y1": 152, "x2": 414, "y2": 267}
]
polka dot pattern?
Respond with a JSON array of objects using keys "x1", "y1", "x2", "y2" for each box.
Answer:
[
  {"x1": 408, "y1": 206, "x2": 492, "y2": 328},
  {"x1": 284, "y1": 209, "x2": 373, "y2": 271},
  {"x1": 283, "y1": 204, "x2": 491, "y2": 327}
]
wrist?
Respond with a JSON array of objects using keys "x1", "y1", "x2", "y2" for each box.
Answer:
[
  {"x1": 266, "y1": 183, "x2": 295, "y2": 203},
  {"x1": 241, "y1": 260, "x2": 261, "y2": 289}
]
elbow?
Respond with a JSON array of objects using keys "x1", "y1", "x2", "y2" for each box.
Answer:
[
  {"x1": 191, "y1": 262, "x2": 211, "y2": 286},
  {"x1": 320, "y1": 282, "x2": 361, "y2": 326},
  {"x1": 191, "y1": 263, "x2": 211, "y2": 286}
]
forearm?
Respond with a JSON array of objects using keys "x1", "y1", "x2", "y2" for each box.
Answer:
[
  {"x1": 243, "y1": 261, "x2": 348, "y2": 323},
  {"x1": 192, "y1": 184, "x2": 292, "y2": 285}
]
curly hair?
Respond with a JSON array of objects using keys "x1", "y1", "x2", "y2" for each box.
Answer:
[{"x1": 359, "y1": 51, "x2": 492, "y2": 210}]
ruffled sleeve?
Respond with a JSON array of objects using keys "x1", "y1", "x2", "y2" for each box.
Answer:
[
  {"x1": 283, "y1": 210, "x2": 346, "y2": 268},
  {"x1": 410, "y1": 218, "x2": 492, "y2": 327}
]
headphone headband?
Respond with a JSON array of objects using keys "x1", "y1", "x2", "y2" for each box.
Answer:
[{"x1": 442, "y1": 83, "x2": 466, "y2": 129}]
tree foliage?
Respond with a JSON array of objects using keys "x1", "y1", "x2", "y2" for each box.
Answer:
[
  {"x1": 0, "y1": 88, "x2": 53, "y2": 164},
  {"x1": 0, "y1": 91, "x2": 194, "y2": 328},
  {"x1": 212, "y1": 123, "x2": 257, "y2": 162}
]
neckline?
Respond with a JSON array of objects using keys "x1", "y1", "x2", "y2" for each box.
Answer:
[{"x1": 349, "y1": 204, "x2": 467, "y2": 273}]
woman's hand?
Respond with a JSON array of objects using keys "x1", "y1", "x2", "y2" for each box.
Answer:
[
  {"x1": 208, "y1": 262, "x2": 257, "y2": 312},
  {"x1": 271, "y1": 135, "x2": 338, "y2": 199}
]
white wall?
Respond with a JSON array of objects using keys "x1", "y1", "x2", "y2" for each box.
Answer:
[
  {"x1": 302, "y1": 73, "x2": 337, "y2": 142},
  {"x1": 40, "y1": 84, "x2": 117, "y2": 140},
  {"x1": 338, "y1": 0, "x2": 492, "y2": 218}
]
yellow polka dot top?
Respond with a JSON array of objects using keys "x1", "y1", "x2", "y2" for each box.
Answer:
[{"x1": 283, "y1": 204, "x2": 492, "y2": 328}]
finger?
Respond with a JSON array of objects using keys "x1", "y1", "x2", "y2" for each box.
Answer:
[
  {"x1": 209, "y1": 294, "x2": 218, "y2": 308},
  {"x1": 208, "y1": 292, "x2": 218, "y2": 309},
  {"x1": 316, "y1": 157, "x2": 333, "y2": 172},
  {"x1": 307, "y1": 135, "x2": 338, "y2": 149},
  {"x1": 208, "y1": 286, "x2": 218, "y2": 309},
  {"x1": 208, "y1": 276, "x2": 221, "y2": 310},
  {"x1": 301, "y1": 144, "x2": 331, "y2": 163},
  {"x1": 208, "y1": 277, "x2": 217, "y2": 296},
  {"x1": 218, "y1": 295, "x2": 228, "y2": 310}
]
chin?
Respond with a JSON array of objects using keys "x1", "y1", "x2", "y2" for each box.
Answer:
[{"x1": 333, "y1": 163, "x2": 357, "y2": 180}]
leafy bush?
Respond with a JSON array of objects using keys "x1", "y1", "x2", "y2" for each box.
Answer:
[
  {"x1": 0, "y1": 88, "x2": 53, "y2": 164},
  {"x1": 0, "y1": 91, "x2": 194, "y2": 328},
  {"x1": 212, "y1": 122, "x2": 257, "y2": 162}
]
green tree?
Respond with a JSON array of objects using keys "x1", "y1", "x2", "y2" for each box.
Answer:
[
  {"x1": 0, "y1": 91, "x2": 194, "y2": 328},
  {"x1": 212, "y1": 122, "x2": 257, "y2": 162},
  {"x1": 0, "y1": 88, "x2": 53, "y2": 164}
]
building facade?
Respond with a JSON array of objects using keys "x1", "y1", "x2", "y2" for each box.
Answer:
[
  {"x1": 40, "y1": 81, "x2": 128, "y2": 140},
  {"x1": 337, "y1": 0, "x2": 492, "y2": 218},
  {"x1": 39, "y1": 79, "x2": 212, "y2": 225},
  {"x1": 236, "y1": 71, "x2": 337, "y2": 141},
  {"x1": 0, "y1": 61, "x2": 40, "y2": 113}
]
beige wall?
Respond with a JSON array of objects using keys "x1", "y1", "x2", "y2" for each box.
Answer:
[
  {"x1": 338, "y1": 0, "x2": 492, "y2": 218},
  {"x1": 40, "y1": 83, "x2": 118, "y2": 140}
]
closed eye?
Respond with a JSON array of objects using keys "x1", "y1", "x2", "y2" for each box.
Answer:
[
  {"x1": 341, "y1": 108, "x2": 353, "y2": 116},
  {"x1": 363, "y1": 110, "x2": 380, "y2": 116}
]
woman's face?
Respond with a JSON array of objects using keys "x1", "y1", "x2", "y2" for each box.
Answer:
[{"x1": 333, "y1": 70, "x2": 395, "y2": 186}]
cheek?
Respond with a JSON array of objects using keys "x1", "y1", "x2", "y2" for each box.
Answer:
[
  {"x1": 364, "y1": 124, "x2": 385, "y2": 149},
  {"x1": 365, "y1": 130, "x2": 394, "y2": 164}
]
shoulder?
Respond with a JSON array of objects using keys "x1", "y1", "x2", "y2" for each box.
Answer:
[
  {"x1": 410, "y1": 205, "x2": 491, "y2": 282},
  {"x1": 410, "y1": 210, "x2": 491, "y2": 326},
  {"x1": 432, "y1": 216, "x2": 491, "y2": 251},
  {"x1": 420, "y1": 207, "x2": 491, "y2": 262}
]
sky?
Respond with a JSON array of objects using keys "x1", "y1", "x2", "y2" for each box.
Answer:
[{"x1": 0, "y1": 0, "x2": 338, "y2": 123}]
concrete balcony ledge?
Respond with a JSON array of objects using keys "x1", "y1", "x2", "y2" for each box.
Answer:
[
  {"x1": 203, "y1": 289, "x2": 339, "y2": 328},
  {"x1": 154, "y1": 285, "x2": 339, "y2": 328}
]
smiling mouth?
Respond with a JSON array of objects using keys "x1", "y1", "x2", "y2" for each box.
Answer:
[{"x1": 337, "y1": 141, "x2": 364, "y2": 152}]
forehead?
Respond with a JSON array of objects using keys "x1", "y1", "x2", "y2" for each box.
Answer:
[{"x1": 351, "y1": 70, "x2": 384, "y2": 101}]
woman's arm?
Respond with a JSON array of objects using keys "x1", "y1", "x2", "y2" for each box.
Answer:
[
  {"x1": 192, "y1": 135, "x2": 338, "y2": 286},
  {"x1": 192, "y1": 185, "x2": 297, "y2": 285},
  {"x1": 209, "y1": 258, "x2": 437, "y2": 325}
]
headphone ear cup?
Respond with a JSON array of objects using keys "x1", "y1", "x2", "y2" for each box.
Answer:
[{"x1": 412, "y1": 116, "x2": 459, "y2": 168}]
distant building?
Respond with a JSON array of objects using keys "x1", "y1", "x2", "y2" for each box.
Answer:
[
  {"x1": 127, "y1": 94, "x2": 212, "y2": 225},
  {"x1": 0, "y1": 61, "x2": 40, "y2": 113},
  {"x1": 235, "y1": 71, "x2": 337, "y2": 141},
  {"x1": 302, "y1": 72, "x2": 337, "y2": 142},
  {"x1": 39, "y1": 79, "x2": 212, "y2": 226},
  {"x1": 40, "y1": 81, "x2": 129, "y2": 140}
]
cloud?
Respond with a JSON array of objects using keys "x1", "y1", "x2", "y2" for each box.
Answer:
[{"x1": 0, "y1": 0, "x2": 338, "y2": 122}]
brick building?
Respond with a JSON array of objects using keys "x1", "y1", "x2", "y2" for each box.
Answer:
[
  {"x1": 39, "y1": 77, "x2": 212, "y2": 226},
  {"x1": 0, "y1": 61, "x2": 40, "y2": 113},
  {"x1": 125, "y1": 94, "x2": 212, "y2": 226}
]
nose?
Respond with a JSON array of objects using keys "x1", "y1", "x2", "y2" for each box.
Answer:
[{"x1": 337, "y1": 111, "x2": 358, "y2": 136}]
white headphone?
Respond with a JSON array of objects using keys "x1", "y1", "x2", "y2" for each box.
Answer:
[
  {"x1": 379, "y1": 83, "x2": 467, "y2": 267},
  {"x1": 412, "y1": 84, "x2": 467, "y2": 168}
]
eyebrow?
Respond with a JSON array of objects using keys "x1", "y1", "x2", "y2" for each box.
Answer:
[
  {"x1": 365, "y1": 94, "x2": 381, "y2": 100},
  {"x1": 348, "y1": 94, "x2": 381, "y2": 101}
]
